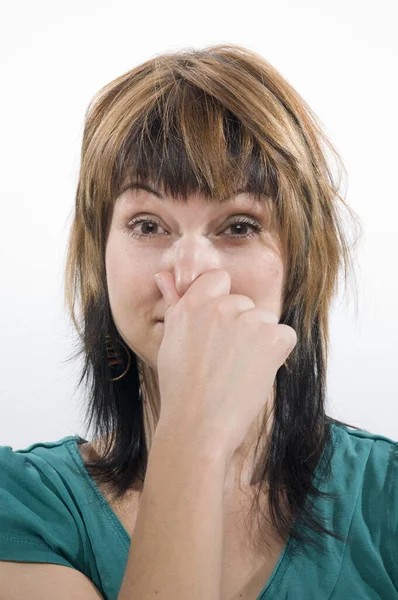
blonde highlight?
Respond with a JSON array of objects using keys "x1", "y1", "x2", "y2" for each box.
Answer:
[{"x1": 63, "y1": 44, "x2": 363, "y2": 553}]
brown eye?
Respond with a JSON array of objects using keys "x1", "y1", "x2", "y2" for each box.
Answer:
[
  {"x1": 125, "y1": 218, "x2": 166, "y2": 239},
  {"x1": 223, "y1": 218, "x2": 263, "y2": 239},
  {"x1": 124, "y1": 216, "x2": 263, "y2": 240}
]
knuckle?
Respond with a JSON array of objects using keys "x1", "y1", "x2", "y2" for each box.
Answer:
[
  {"x1": 279, "y1": 324, "x2": 298, "y2": 353},
  {"x1": 239, "y1": 308, "x2": 258, "y2": 326},
  {"x1": 241, "y1": 308, "x2": 278, "y2": 326},
  {"x1": 241, "y1": 313, "x2": 297, "y2": 352},
  {"x1": 213, "y1": 297, "x2": 231, "y2": 317},
  {"x1": 214, "y1": 295, "x2": 255, "y2": 318}
]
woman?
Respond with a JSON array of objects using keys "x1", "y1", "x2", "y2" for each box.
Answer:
[{"x1": 1, "y1": 44, "x2": 397, "y2": 600}]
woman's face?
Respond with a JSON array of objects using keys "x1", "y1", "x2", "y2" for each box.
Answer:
[{"x1": 105, "y1": 182, "x2": 285, "y2": 370}]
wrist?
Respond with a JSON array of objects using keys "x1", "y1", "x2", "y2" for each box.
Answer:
[{"x1": 153, "y1": 420, "x2": 230, "y2": 471}]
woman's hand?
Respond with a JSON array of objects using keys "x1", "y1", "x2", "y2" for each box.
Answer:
[{"x1": 154, "y1": 269, "x2": 297, "y2": 465}]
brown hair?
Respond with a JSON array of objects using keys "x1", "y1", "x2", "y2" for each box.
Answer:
[{"x1": 64, "y1": 43, "x2": 363, "y2": 555}]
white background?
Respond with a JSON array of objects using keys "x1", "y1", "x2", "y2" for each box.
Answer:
[{"x1": 0, "y1": 0, "x2": 397, "y2": 450}]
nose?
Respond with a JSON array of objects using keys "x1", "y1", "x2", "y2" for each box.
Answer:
[{"x1": 162, "y1": 235, "x2": 223, "y2": 298}]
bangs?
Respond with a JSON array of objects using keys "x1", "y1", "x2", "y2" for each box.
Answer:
[
  {"x1": 71, "y1": 43, "x2": 361, "y2": 345},
  {"x1": 112, "y1": 82, "x2": 280, "y2": 206}
]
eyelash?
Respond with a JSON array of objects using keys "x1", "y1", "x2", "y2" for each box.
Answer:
[{"x1": 124, "y1": 216, "x2": 264, "y2": 241}]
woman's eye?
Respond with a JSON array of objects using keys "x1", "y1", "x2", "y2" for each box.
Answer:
[
  {"x1": 126, "y1": 219, "x2": 166, "y2": 238},
  {"x1": 124, "y1": 217, "x2": 263, "y2": 240}
]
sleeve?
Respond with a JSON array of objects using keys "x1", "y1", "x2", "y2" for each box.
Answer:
[
  {"x1": 0, "y1": 445, "x2": 82, "y2": 569},
  {"x1": 386, "y1": 441, "x2": 398, "y2": 591}
]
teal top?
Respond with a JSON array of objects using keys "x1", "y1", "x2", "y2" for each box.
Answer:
[{"x1": 0, "y1": 423, "x2": 397, "y2": 599}]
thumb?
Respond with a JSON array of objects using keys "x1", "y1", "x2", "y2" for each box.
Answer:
[{"x1": 154, "y1": 271, "x2": 181, "y2": 320}]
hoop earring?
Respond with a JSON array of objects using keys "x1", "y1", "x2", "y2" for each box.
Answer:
[
  {"x1": 105, "y1": 335, "x2": 288, "y2": 381},
  {"x1": 105, "y1": 335, "x2": 131, "y2": 382}
]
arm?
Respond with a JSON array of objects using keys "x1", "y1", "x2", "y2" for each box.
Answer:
[{"x1": 117, "y1": 429, "x2": 228, "y2": 600}]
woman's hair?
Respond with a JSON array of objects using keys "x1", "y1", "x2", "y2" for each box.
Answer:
[{"x1": 64, "y1": 43, "x2": 363, "y2": 554}]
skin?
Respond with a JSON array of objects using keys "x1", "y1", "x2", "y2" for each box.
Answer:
[{"x1": 105, "y1": 182, "x2": 286, "y2": 493}]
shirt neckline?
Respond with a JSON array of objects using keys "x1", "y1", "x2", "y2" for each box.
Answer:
[{"x1": 67, "y1": 427, "x2": 336, "y2": 598}]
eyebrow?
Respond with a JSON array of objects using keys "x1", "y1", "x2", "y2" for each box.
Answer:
[
  {"x1": 119, "y1": 182, "x2": 252, "y2": 201},
  {"x1": 120, "y1": 182, "x2": 164, "y2": 198}
]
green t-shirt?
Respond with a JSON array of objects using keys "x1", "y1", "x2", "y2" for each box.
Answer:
[{"x1": 0, "y1": 423, "x2": 397, "y2": 599}]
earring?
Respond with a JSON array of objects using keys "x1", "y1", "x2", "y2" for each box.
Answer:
[
  {"x1": 105, "y1": 334, "x2": 131, "y2": 382},
  {"x1": 105, "y1": 335, "x2": 289, "y2": 381}
]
